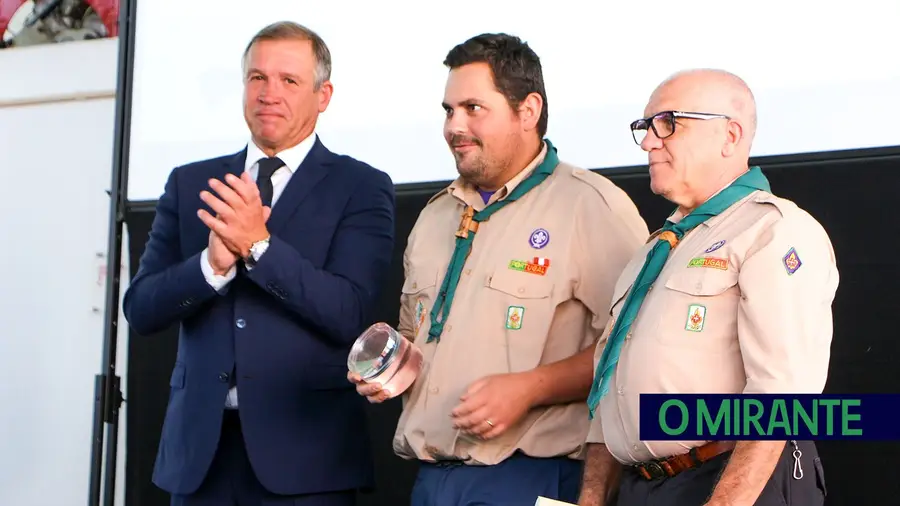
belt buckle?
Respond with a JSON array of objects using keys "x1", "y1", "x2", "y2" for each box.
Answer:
[{"x1": 637, "y1": 460, "x2": 667, "y2": 480}]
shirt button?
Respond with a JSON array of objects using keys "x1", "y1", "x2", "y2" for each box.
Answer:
[
  {"x1": 218, "y1": 372, "x2": 230, "y2": 383},
  {"x1": 633, "y1": 444, "x2": 638, "y2": 450},
  {"x1": 236, "y1": 318, "x2": 246, "y2": 329},
  {"x1": 430, "y1": 387, "x2": 439, "y2": 394},
  {"x1": 465, "y1": 269, "x2": 472, "y2": 275},
  {"x1": 517, "y1": 287, "x2": 525, "y2": 294},
  {"x1": 446, "y1": 325, "x2": 452, "y2": 332},
  {"x1": 412, "y1": 282, "x2": 418, "y2": 289},
  {"x1": 617, "y1": 386, "x2": 625, "y2": 395}
]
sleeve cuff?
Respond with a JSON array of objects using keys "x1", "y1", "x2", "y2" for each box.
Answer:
[{"x1": 200, "y1": 248, "x2": 236, "y2": 292}]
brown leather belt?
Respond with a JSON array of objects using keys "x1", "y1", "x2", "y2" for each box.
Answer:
[{"x1": 633, "y1": 441, "x2": 734, "y2": 480}]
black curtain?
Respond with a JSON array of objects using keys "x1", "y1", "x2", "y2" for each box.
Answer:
[{"x1": 124, "y1": 150, "x2": 900, "y2": 506}]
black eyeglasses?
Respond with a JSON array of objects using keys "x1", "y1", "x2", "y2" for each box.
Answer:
[{"x1": 630, "y1": 111, "x2": 730, "y2": 145}]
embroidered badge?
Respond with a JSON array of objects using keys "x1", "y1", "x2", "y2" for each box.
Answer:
[
  {"x1": 685, "y1": 304, "x2": 706, "y2": 332},
  {"x1": 687, "y1": 257, "x2": 729, "y2": 270},
  {"x1": 414, "y1": 299, "x2": 426, "y2": 336},
  {"x1": 508, "y1": 258, "x2": 550, "y2": 276},
  {"x1": 705, "y1": 240, "x2": 726, "y2": 253},
  {"x1": 783, "y1": 247, "x2": 802, "y2": 275},
  {"x1": 529, "y1": 228, "x2": 550, "y2": 249},
  {"x1": 506, "y1": 306, "x2": 525, "y2": 330}
]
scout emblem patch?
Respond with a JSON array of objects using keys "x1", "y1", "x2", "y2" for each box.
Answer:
[
  {"x1": 508, "y1": 257, "x2": 551, "y2": 276},
  {"x1": 414, "y1": 299, "x2": 426, "y2": 336},
  {"x1": 529, "y1": 228, "x2": 550, "y2": 249},
  {"x1": 705, "y1": 240, "x2": 726, "y2": 253},
  {"x1": 783, "y1": 247, "x2": 802, "y2": 275},
  {"x1": 687, "y1": 257, "x2": 728, "y2": 270},
  {"x1": 685, "y1": 305, "x2": 706, "y2": 332},
  {"x1": 506, "y1": 306, "x2": 525, "y2": 330}
]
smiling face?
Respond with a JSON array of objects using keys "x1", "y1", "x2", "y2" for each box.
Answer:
[
  {"x1": 242, "y1": 38, "x2": 333, "y2": 156},
  {"x1": 441, "y1": 62, "x2": 543, "y2": 191},
  {"x1": 638, "y1": 69, "x2": 757, "y2": 211},
  {"x1": 442, "y1": 62, "x2": 524, "y2": 189}
]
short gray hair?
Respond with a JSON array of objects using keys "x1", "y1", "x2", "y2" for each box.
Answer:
[{"x1": 242, "y1": 21, "x2": 332, "y2": 90}]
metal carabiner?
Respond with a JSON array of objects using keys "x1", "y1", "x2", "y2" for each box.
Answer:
[{"x1": 791, "y1": 440, "x2": 803, "y2": 480}]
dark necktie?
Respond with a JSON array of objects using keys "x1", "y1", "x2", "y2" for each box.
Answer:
[{"x1": 256, "y1": 157, "x2": 284, "y2": 207}]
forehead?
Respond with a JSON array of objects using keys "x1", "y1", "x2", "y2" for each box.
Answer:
[
  {"x1": 443, "y1": 62, "x2": 505, "y2": 104},
  {"x1": 246, "y1": 39, "x2": 314, "y2": 73},
  {"x1": 643, "y1": 78, "x2": 707, "y2": 117}
]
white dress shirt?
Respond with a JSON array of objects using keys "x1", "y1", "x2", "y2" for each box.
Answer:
[{"x1": 199, "y1": 132, "x2": 317, "y2": 409}]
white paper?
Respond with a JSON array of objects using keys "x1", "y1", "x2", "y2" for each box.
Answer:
[{"x1": 535, "y1": 497, "x2": 576, "y2": 506}]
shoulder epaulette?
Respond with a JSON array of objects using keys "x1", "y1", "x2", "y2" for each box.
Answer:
[{"x1": 426, "y1": 187, "x2": 452, "y2": 206}]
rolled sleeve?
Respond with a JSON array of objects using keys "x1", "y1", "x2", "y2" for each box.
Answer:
[{"x1": 737, "y1": 213, "x2": 839, "y2": 394}]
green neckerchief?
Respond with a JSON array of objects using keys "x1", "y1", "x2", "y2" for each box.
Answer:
[
  {"x1": 586, "y1": 166, "x2": 771, "y2": 418},
  {"x1": 427, "y1": 139, "x2": 560, "y2": 343}
]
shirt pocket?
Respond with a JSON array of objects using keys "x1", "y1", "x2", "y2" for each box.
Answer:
[
  {"x1": 654, "y1": 268, "x2": 740, "y2": 350},
  {"x1": 485, "y1": 267, "x2": 555, "y2": 373},
  {"x1": 400, "y1": 265, "x2": 440, "y2": 344}
]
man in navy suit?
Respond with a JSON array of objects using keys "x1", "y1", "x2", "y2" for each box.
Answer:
[{"x1": 123, "y1": 21, "x2": 395, "y2": 506}]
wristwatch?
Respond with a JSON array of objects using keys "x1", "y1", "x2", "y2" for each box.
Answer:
[{"x1": 245, "y1": 237, "x2": 270, "y2": 268}]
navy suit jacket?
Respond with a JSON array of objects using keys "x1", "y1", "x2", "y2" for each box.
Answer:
[{"x1": 123, "y1": 138, "x2": 395, "y2": 496}]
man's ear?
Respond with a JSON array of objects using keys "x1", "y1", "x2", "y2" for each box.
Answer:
[
  {"x1": 518, "y1": 92, "x2": 543, "y2": 132},
  {"x1": 317, "y1": 80, "x2": 334, "y2": 113},
  {"x1": 721, "y1": 119, "x2": 744, "y2": 157}
]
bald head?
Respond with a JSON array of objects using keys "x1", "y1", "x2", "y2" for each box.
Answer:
[
  {"x1": 638, "y1": 69, "x2": 759, "y2": 212},
  {"x1": 651, "y1": 68, "x2": 757, "y2": 149}
]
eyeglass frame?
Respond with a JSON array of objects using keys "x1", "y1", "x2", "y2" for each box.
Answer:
[{"x1": 629, "y1": 110, "x2": 731, "y2": 145}]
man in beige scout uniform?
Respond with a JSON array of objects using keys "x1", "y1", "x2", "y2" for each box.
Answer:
[
  {"x1": 578, "y1": 69, "x2": 837, "y2": 506},
  {"x1": 349, "y1": 33, "x2": 648, "y2": 505}
]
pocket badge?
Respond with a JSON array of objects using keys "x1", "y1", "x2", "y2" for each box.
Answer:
[
  {"x1": 414, "y1": 299, "x2": 426, "y2": 336},
  {"x1": 506, "y1": 306, "x2": 525, "y2": 330},
  {"x1": 685, "y1": 304, "x2": 706, "y2": 332}
]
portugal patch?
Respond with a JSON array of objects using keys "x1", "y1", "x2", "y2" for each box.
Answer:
[
  {"x1": 508, "y1": 258, "x2": 550, "y2": 276},
  {"x1": 687, "y1": 257, "x2": 728, "y2": 270}
]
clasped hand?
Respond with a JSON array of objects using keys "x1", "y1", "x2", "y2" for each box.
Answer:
[
  {"x1": 347, "y1": 371, "x2": 536, "y2": 440},
  {"x1": 198, "y1": 173, "x2": 271, "y2": 273},
  {"x1": 450, "y1": 372, "x2": 537, "y2": 440}
]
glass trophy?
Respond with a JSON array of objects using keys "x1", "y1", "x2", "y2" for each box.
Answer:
[{"x1": 347, "y1": 322, "x2": 423, "y2": 398}]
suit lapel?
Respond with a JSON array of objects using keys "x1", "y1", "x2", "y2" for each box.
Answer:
[
  {"x1": 221, "y1": 148, "x2": 247, "y2": 179},
  {"x1": 266, "y1": 137, "x2": 332, "y2": 234}
]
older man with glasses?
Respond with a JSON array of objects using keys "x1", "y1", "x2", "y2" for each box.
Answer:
[{"x1": 576, "y1": 69, "x2": 838, "y2": 506}]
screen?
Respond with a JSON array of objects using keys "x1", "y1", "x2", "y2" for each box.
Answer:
[{"x1": 126, "y1": 0, "x2": 900, "y2": 200}]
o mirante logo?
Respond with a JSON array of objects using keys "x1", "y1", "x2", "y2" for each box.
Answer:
[{"x1": 638, "y1": 394, "x2": 900, "y2": 440}]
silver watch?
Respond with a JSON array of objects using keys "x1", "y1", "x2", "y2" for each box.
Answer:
[{"x1": 245, "y1": 237, "x2": 270, "y2": 266}]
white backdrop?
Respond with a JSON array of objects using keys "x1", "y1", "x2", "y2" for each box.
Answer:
[
  {"x1": 0, "y1": 39, "x2": 127, "y2": 506},
  {"x1": 126, "y1": 0, "x2": 900, "y2": 200}
]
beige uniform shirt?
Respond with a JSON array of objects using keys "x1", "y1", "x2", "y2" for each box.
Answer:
[
  {"x1": 586, "y1": 189, "x2": 839, "y2": 464},
  {"x1": 393, "y1": 144, "x2": 649, "y2": 465}
]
